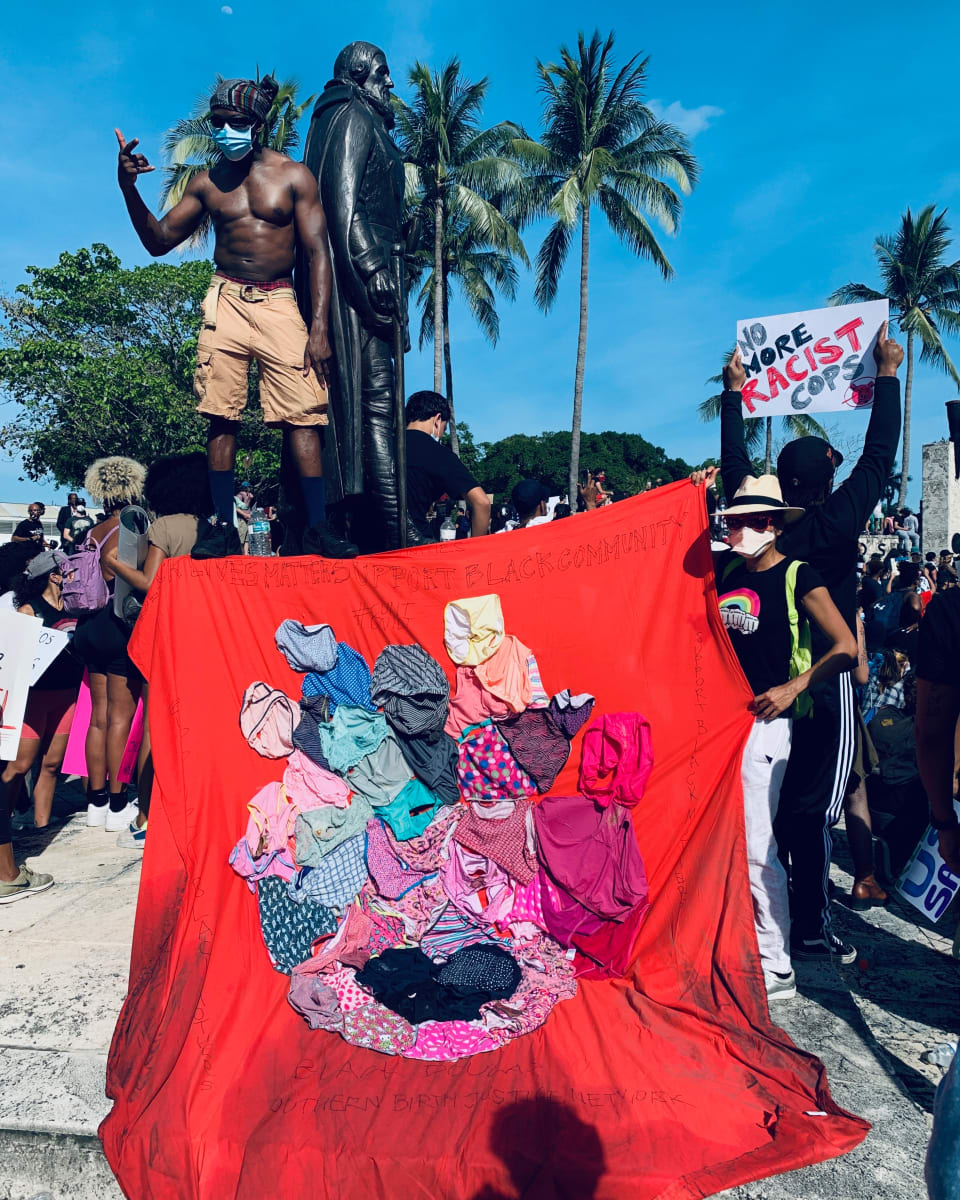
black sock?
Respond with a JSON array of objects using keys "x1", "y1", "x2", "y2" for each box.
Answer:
[
  {"x1": 108, "y1": 789, "x2": 128, "y2": 814},
  {"x1": 300, "y1": 475, "x2": 326, "y2": 527},
  {"x1": 208, "y1": 469, "x2": 235, "y2": 524},
  {"x1": 87, "y1": 787, "x2": 108, "y2": 809}
]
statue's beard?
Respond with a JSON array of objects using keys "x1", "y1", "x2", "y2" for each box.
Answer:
[{"x1": 355, "y1": 82, "x2": 395, "y2": 129}]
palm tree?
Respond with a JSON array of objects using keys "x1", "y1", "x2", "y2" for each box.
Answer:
[
  {"x1": 160, "y1": 76, "x2": 316, "y2": 249},
  {"x1": 394, "y1": 59, "x2": 527, "y2": 452},
  {"x1": 829, "y1": 205, "x2": 960, "y2": 508},
  {"x1": 505, "y1": 31, "x2": 697, "y2": 505},
  {"x1": 406, "y1": 213, "x2": 519, "y2": 454}
]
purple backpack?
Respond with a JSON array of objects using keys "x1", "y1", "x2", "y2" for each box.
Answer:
[{"x1": 62, "y1": 524, "x2": 118, "y2": 615}]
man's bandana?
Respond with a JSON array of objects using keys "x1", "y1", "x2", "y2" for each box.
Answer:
[{"x1": 210, "y1": 79, "x2": 273, "y2": 124}]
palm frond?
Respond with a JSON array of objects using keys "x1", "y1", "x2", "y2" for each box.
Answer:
[
  {"x1": 595, "y1": 185, "x2": 673, "y2": 278},
  {"x1": 534, "y1": 218, "x2": 574, "y2": 311}
]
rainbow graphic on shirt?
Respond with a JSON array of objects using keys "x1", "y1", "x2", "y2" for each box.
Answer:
[{"x1": 718, "y1": 587, "x2": 761, "y2": 635}]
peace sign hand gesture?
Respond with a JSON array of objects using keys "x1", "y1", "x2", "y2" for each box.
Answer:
[{"x1": 115, "y1": 128, "x2": 155, "y2": 190}]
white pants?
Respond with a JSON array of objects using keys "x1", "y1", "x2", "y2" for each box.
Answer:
[{"x1": 742, "y1": 718, "x2": 793, "y2": 975}]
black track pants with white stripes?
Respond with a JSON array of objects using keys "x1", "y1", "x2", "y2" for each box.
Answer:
[{"x1": 773, "y1": 672, "x2": 856, "y2": 942}]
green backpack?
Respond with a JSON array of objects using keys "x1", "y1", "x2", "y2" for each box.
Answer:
[{"x1": 722, "y1": 556, "x2": 813, "y2": 719}]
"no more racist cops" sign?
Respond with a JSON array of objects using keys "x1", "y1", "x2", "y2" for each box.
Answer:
[{"x1": 736, "y1": 299, "x2": 889, "y2": 418}]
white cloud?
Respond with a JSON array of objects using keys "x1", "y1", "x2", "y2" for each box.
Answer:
[
  {"x1": 649, "y1": 100, "x2": 724, "y2": 138},
  {"x1": 221, "y1": 5, "x2": 233, "y2": 12}
]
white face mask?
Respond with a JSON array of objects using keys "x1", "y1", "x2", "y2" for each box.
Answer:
[{"x1": 727, "y1": 527, "x2": 776, "y2": 559}]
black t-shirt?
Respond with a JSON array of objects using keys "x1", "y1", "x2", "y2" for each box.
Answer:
[
  {"x1": 26, "y1": 595, "x2": 82, "y2": 691},
  {"x1": 858, "y1": 576, "x2": 882, "y2": 610},
  {"x1": 916, "y1": 589, "x2": 960, "y2": 685},
  {"x1": 14, "y1": 518, "x2": 44, "y2": 542},
  {"x1": 717, "y1": 554, "x2": 824, "y2": 697},
  {"x1": 405, "y1": 430, "x2": 478, "y2": 534}
]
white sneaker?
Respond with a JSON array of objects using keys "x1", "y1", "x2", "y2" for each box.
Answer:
[
  {"x1": 115, "y1": 820, "x2": 147, "y2": 850},
  {"x1": 765, "y1": 969, "x2": 797, "y2": 1001},
  {"x1": 86, "y1": 803, "x2": 108, "y2": 828},
  {"x1": 105, "y1": 801, "x2": 139, "y2": 833}
]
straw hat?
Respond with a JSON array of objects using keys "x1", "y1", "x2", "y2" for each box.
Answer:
[{"x1": 725, "y1": 475, "x2": 804, "y2": 522}]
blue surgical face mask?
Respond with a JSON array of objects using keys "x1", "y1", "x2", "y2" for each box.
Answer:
[{"x1": 212, "y1": 123, "x2": 254, "y2": 161}]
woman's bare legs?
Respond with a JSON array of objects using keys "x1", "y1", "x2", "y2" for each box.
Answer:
[
  {"x1": 106, "y1": 672, "x2": 141, "y2": 801},
  {"x1": 32, "y1": 732, "x2": 71, "y2": 827}
]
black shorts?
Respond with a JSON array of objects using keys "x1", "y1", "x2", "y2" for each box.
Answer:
[{"x1": 72, "y1": 607, "x2": 138, "y2": 679}]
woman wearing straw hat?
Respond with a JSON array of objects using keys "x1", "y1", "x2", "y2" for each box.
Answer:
[{"x1": 695, "y1": 470, "x2": 857, "y2": 1000}]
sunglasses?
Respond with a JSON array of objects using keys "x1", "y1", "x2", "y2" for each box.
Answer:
[{"x1": 725, "y1": 514, "x2": 778, "y2": 532}]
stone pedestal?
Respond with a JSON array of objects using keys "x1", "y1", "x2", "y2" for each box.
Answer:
[{"x1": 922, "y1": 440, "x2": 960, "y2": 554}]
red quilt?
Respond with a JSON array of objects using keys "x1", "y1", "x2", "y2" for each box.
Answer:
[{"x1": 100, "y1": 484, "x2": 867, "y2": 1198}]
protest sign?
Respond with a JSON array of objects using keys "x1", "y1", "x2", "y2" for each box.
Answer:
[
  {"x1": 736, "y1": 299, "x2": 889, "y2": 418},
  {"x1": 896, "y1": 803, "x2": 960, "y2": 923},
  {"x1": 29, "y1": 625, "x2": 69, "y2": 687},
  {"x1": 0, "y1": 610, "x2": 43, "y2": 758}
]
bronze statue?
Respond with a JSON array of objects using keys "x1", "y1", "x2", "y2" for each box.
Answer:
[{"x1": 299, "y1": 42, "x2": 420, "y2": 551}]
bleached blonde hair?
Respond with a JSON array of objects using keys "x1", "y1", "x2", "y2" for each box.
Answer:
[{"x1": 83, "y1": 456, "x2": 147, "y2": 505}]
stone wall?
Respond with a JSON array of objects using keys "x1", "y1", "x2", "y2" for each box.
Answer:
[{"x1": 922, "y1": 440, "x2": 959, "y2": 555}]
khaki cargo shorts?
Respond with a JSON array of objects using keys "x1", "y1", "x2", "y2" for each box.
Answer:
[{"x1": 193, "y1": 276, "x2": 329, "y2": 427}]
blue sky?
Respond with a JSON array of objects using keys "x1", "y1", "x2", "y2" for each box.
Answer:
[{"x1": 1, "y1": 0, "x2": 958, "y2": 503}]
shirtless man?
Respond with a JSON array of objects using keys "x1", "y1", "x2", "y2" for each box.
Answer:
[{"x1": 115, "y1": 75, "x2": 356, "y2": 558}]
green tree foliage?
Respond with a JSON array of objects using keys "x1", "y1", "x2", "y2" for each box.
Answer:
[
  {"x1": 476, "y1": 429, "x2": 691, "y2": 499},
  {"x1": 395, "y1": 59, "x2": 527, "y2": 454},
  {"x1": 829, "y1": 205, "x2": 960, "y2": 507},
  {"x1": 445, "y1": 420, "x2": 486, "y2": 481},
  {"x1": 0, "y1": 245, "x2": 280, "y2": 488},
  {"x1": 161, "y1": 76, "x2": 316, "y2": 249},
  {"x1": 506, "y1": 31, "x2": 697, "y2": 507}
]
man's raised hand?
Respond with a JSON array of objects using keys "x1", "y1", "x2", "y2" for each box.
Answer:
[
  {"x1": 873, "y1": 319, "x2": 904, "y2": 378},
  {"x1": 115, "y1": 128, "x2": 155, "y2": 189},
  {"x1": 722, "y1": 347, "x2": 746, "y2": 393}
]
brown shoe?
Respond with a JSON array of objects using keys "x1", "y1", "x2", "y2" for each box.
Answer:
[{"x1": 851, "y1": 874, "x2": 888, "y2": 911}]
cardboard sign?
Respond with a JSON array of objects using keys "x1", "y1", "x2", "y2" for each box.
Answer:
[
  {"x1": 29, "y1": 625, "x2": 70, "y2": 687},
  {"x1": 0, "y1": 610, "x2": 43, "y2": 758},
  {"x1": 736, "y1": 299, "x2": 889, "y2": 418},
  {"x1": 896, "y1": 804, "x2": 960, "y2": 923}
]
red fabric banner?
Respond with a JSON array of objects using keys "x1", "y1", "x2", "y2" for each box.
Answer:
[{"x1": 101, "y1": 485, "x2": 867, "y2": 1198}]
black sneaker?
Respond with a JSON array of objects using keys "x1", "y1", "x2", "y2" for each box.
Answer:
[
  {"x1": 302, "y1": 521, "x2": 359, "y2": 559},
  {"x1": 791, "y1": 932, "x2": 858, "y2": 965},
  {"x1": 191, "y1": 519, "x2": 242, "y2": 560}
]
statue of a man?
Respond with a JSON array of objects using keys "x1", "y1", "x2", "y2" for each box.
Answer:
[{"x1": 300, "y1": 42, "x2": 420, "y2": 550}]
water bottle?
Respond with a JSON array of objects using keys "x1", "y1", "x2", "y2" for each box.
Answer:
[
  {"x1": 922, "y1": 1043, "x2": 958, "y2": 1068},
  {"x1": 439, "y1": 514, "x2": 457, "y2": 542},
  {"x1": 248, "y1": 507, "x2": 272, "y2": 556}
]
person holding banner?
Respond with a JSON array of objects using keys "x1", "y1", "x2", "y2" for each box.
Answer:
[
  {"x1": 699, "y1": 470, "x2": 857, "y2": 999},
  {"x1": 0, "y1": 550, "x2": 81, "y2": 831},
  {"x1": 720, "y1": 320, "x2": 903, "y2": 963}
]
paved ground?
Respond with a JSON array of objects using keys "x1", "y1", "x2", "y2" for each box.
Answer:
[{"x1": 0, "y1": 783, "x2": 955, "y2": 1200}]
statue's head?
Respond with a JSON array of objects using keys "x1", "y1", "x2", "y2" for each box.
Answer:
[{"x1": 333, "y1": 41, "x2": 393, "y2": 110}]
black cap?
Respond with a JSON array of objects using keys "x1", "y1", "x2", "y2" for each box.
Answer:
[
  {"x1": 776, "y1": 437, "x2": 843, "y2": 489},
  {"x1": 511, "y1": 479, "x2": 549, "y2": 513}
]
